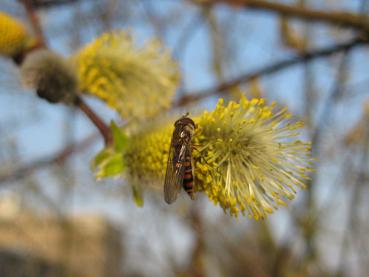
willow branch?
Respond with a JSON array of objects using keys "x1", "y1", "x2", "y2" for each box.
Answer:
[
  {"x1": 19, "y1": 0, "x2": 113, "y2": 146},
  {"x1": 20, "y1": 0, "x2": 46, "y2": 46},
  {"x1": 31, "y1": 0, "x2": 80, "y2": 8},
  {"x1": 0, "y1": 133, "x2": 99, "y2": 184},
  {"x1": 175, "y1": 36, "x2": 367, "y2": 107},
  {"x1": 208, "y1": 0, "x2": 369, "y2": 34},
  {"x1": 336, "y1": 131, "x2": 369, "y2": 276},
  {"x1": 74, "y1": 97, "x2": 113, "y2": 146}
]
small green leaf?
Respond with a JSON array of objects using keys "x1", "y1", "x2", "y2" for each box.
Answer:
[
  {"x1": 92, "y1": 122, "x2": 128, "y2": 180},
  {"x1": 95, "y1": 153, "x2": 124, "y2": 179},
  {"x1": 132, "y1": 185, "x2": 144, "y2": 207},
  {"x1": 92, "y1": 148, "x2": 113, "y2": 169},
  {"x1": 110, "y1": 121, "x2": 127, "y2": 152}
]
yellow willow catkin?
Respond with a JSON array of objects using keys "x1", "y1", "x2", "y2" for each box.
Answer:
[
  {"x1": 124, "y1": 97, "x2": 314, "y2": 219},
  {"x1": 73, "y1": 30, "x2": 179, "y2": 121},
  {"x1": 0, "y1": 12, "x2": 30, "y2": 56}
]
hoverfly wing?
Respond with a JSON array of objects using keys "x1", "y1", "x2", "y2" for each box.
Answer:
[
  {"x1": 164, "y1": 130, "x2": 187, "y2": 204},
  {"x1": 164, "y1": 147, "x2": 181, "y2": 203}
]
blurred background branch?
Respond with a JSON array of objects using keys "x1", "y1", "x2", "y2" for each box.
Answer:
[
  {"x1": 207, "y1": 0, "x2": 369, "y2": 34},
  {"x1": 0, "y1": 133, "x2": 98, "y2": 183},
  {"x1": 176, "y1": 36, "x2": 367, "y2": 107}
]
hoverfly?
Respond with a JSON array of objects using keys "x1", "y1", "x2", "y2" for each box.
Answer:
[{"x1": 164, "y1": 113, "x2": 196, "y2": 204}]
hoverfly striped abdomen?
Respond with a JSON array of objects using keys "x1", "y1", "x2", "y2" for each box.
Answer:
[
  {"x1": 183, "y1": 154, "x2": 195, "y2": 200},
  {"x1": 164, "y1": 114, "x2": 196, "y2": 204}
]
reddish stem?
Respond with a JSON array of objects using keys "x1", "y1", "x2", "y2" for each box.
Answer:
[
  {"x1": 20, "y1": 0, "x2": 46, "y2": 46},
  {"x1": 19, "y1": 0, "x2": 113, "y2": 146},
  {"x1": 74, "y1": 97, "x2": 113, "y2": 146}
]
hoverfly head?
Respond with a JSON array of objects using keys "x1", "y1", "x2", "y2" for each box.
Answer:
[{"x1": 175, "y1": 113, "x2": 195, "y2": 129}]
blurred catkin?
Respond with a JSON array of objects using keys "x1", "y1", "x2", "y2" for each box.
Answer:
[
  {"x1": 123, "y1": 97, "x2": 313, "y2": 219},
  {"x1": 21, "y1": 49, "x2": 78, "y2": 103},
  {"x1": 73, "y1": 30, "x2": 179, "y2": 121},
  {"x1": 0, "y1": 12, "x2": 32, "y2": 57}
]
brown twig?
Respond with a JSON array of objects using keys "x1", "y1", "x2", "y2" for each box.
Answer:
[
  {"x1": 206, "y1": 0, "x2": 369, "y2": 34},
  {"x1": 30, "y1": 0, "x2": 80, "y2": 8},
  {"x1": 175, "y1": 36, "x2": 367, "y2": 107},
  {"x1": 0, "y1": 133, "x2": 99, "y2": 183},
  {"x1": 187, "y1": 203, "x2": 205, "y2": 277},
  {"x1": 19, "y1": 0, "x2": 113, "y2": 146},
  {"x1": 20, "y1": 0, "x2": 46, "y2": 46},
  {"x1": 74, "y1": 97, "x2": 113, "y2": 146},
  {"x1": 172, "y1": 8, "x2": 208, "y2": 59},
  {"x1": 335, "y1": 129, "x2": 369, "y2": 276},
  {"x1": 12, "y1": 41, "x2": 45, "y2": 65}
]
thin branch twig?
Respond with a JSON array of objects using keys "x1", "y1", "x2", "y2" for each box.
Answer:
[
  {"x1": 207, "y1": 0, "x2": 369, "y2": 34},
  {"x1": 31, "y1": 0, "x2": 80, "y2": 8},
  {"x1": 175, "y1": 37, "x2": 367, "y2": 107},
  {"x1": 0, "y1": 133, "x2": 99, "y2": 184},
  {"x1": 20, "y1": 0, "x2": 46, "y2": 46},
  {"x1": 173, "y1": 8, "x2": 208, "y2": 59},
  {"x1": 19, "y1": 0, "x2": 113, "y2": 146},
  {"x1": 335, "y1": 130, "x2": 369, "y2": 276},
  {"x1": 74, "y1": 97, "x2": 113, "y2": 146}
]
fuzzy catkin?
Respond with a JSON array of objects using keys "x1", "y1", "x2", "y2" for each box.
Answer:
[
  {"x1": 73, "y1": 30, "x2": 179, "y2": 120},
  {"x1": 0, "y1": 12, "x2": 29, "y2": 57},
  {"x1": 21, "y1": 49, "x2": 78, "y2": 104}
]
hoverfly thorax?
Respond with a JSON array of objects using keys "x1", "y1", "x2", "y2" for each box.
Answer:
[
  {"x1": 175, "y1": 116, "x2": 195, "y2": 141},
  {"x1": 164, "y1": 114, "x2": 196, "y2": 204}
]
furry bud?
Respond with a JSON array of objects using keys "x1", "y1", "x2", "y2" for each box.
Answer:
[{"x1": 21, "y1": 49, "x2": 78, "y2": 104}]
